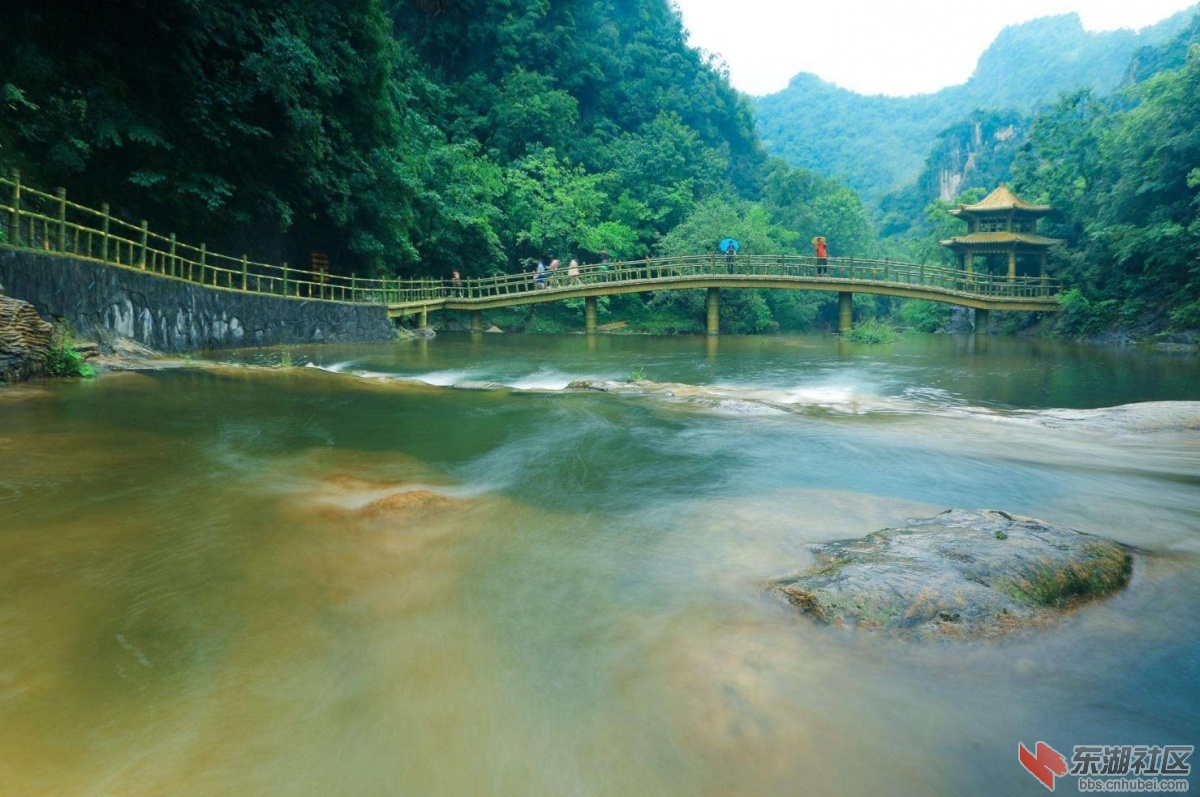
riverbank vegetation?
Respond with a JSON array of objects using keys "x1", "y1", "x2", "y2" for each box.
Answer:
[
  {"x1": 44, "y1": 327, "x2": 95, "y2": 378},
  {"x1": 1, "y1": 2, "x2": 1197, "y2": 338}
]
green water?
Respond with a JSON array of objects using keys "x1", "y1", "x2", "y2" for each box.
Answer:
[{"x1": 2, "y1": 333, "x2": 1198, "y2": 795}]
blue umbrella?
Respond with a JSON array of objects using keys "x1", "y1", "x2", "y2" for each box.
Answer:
[{"x1": 719, "y1": 238, "x2": 740, "y2": 253}]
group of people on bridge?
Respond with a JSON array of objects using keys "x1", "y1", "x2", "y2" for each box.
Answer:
[
  {"x1": 532, "y1": 251, "x2": 613, "y2": 289},
  {"x1": 450, "y1": 236, "x2": 830, "y2": 291}
]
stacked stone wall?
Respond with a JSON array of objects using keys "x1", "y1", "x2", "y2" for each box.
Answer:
[{"x1": 0, "y1": 251, "x2": 395, "y2": 352}]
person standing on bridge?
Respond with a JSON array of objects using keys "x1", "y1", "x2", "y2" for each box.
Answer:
[
  {"x1": 548, "y1": 258, "x2": 560, "y2": 288},
  {"x1": 814, "y1": 236, "x2": 828, "y2": 275},
  {"x1": 725, "y1": 243, "x2": 736, "y2": 274},
  {"x1": 451, "y1": 270, "x2": 463, "y2": 297},
  {"x1": 568, "y1": 259, "x2": 581, "y2": 285},
  {"x1": 535, "y1": 259, "x2": 547, "y2": 289}
]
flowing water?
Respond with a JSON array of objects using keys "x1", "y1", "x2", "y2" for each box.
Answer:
[{"x1": 1, "y1": 333, "x2": 1198, "y2": 796}]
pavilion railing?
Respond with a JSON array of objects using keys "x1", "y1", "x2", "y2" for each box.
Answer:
[{"x1": 1, "y1": 171, "x2": 1058, "y2": 308}]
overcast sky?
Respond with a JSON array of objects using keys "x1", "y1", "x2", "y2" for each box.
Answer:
[{"x1": 672, "y1": 0, "x2": 1199, "y2": 97}]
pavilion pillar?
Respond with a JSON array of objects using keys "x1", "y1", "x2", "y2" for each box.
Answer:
[
  {"x1": 964, "y1": 252, "x2": 974, "y2": 275},
  {"x1": 975, "y1": 308, "x2": 989, "y2": 335},
  {"x1": 470, "y1": 310, "x2": 483, "y2": 333},
  {"x1": 838, "y1": 291, "x2": 853, "y2": 333},
  {"x1": 706, "y1": 287, "x2": 720, "y2": 336},
  {"x1": 1007, "y1": 250, "x2": 1016, "y2": 282},
  {"x1": 585, "y1": 295, "x2": 597, "y2": 334},
  {"x1": 1040, "y1": 253, "x2": 1047, "y2": 278}
]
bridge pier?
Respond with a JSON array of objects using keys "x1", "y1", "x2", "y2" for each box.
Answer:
[
  {"x1": 706, "y1": 288, "x2": 720, "y2": 335},
  {"x1": 585, "y1": 295, "x2": 597, "y2": 334},
  {"x1": 470, "y1": 310, "x2": 483, "y2": 333},
  {"x1": 418, "y1": 306, "x2": 428, "y2": 327},
  {"x1": 838, "y1": 291, "x2": 853, "y2": 333},
  {"x1": 974, "y1": 308, "x2": 989, "y2": 335}
]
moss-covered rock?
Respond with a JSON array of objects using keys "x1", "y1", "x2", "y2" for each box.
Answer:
[{"x1": 771, "y1": 509, "x2": 1132, "y2": 640}]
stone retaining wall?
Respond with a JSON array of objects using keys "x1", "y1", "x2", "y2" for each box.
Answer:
[{"x1": 0, "y1": 250, "x2": 396, "y2": 352}]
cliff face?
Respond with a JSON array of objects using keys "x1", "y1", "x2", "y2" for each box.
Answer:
[
  {"x1": 0, "y1": 284, "x2": 53, "y2": 382},
  {"x1": 924, "y1": 112, "x2": 1028, "y2": 203},
  {"x1": 876, "y1": 109, "x2": 1029, "y2": 237}
]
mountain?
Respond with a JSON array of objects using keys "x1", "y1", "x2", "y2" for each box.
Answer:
[{"x1": 753, "y1": 9, "x2": 1195, "y2": 205}]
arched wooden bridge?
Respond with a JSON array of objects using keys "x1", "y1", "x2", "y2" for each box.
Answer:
[
  {"x1": 387, "y1": 255, "x2": 1059, "y2": 334},
  {"x1": 1, "y1": 171, "x2": 1059, "y2": 336}
]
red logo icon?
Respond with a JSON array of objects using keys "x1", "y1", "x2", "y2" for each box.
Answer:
[{"x1": 1019, "y1": 741, "x2": 1069, "y2": 791}]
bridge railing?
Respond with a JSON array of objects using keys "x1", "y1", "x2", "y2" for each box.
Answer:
[
  {"x1": 425, "y1": 254, "x2": 1057, "y2": 304},
  {"x1": 0, "y1": 170, "x2": 416, "y2": 304}
]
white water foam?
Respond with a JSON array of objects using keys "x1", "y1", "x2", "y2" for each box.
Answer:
[
  {"x1": 779, "y1": 385, "x2": 860, "y2": 406},
  {"x1": 409, "y1": 369, "x2": 476, "y2": 387},
  {"x1": 508, "y1": 368, "x2": 590, "y2": 391},
  {"x1": 306, "y1": 361, "x2": 357, "y2": 374}
]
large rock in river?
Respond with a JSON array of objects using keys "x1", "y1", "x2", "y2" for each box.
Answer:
[
  {"x1": 0, "y1": 284, "x2": 53, "y2": 382},
  {"x1": 771, "y1": 509, "x2": 1132, "y2": 640}
]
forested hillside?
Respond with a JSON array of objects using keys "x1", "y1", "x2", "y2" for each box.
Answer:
[
  {"x1": 754, "y1": 11, "x2": 1193, "y2": 205},
  {"x1": 0, "y1": 0, "x2": 884, "y2": 332},
  {"x1": 1009, "y1": 48, "x2": 1200, "y2": 334}
]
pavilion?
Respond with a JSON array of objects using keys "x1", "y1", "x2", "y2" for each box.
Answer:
[{"x1": 941, "y1": 185, "x2": 1064, "y2": 281}]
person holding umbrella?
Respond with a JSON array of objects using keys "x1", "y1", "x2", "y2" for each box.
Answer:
[
  {"x1": 720, "y1": 238, "x2": 740, "y2": 274},
  {"x1": 813, "y1": 236, "x2": 828, "y2": 275}
]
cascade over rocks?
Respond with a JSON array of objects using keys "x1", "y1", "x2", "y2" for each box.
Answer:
[
  {"x1": 0, "y1": 283, "x2": 53, "y2": 382},
  {"x1": 771, "y1": 509, "x2": 1132, "y2": 640}
]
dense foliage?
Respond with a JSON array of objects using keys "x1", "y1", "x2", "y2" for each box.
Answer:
[
  {"x1": 1011, "y1": 49, "x2": 1200, "y2": 332},
  {"x1": 0, "y1": 0, "x2": 886, "y2": 333},
  {"x1": 0, "y1": 0, "x2": 777, "y2": 280}
]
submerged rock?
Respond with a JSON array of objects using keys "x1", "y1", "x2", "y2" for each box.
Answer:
[
  {"x1": 771, "y1": 509, "x2": 1132, "y2": 640},
  {"x1": 452, "y1": 380, "x2": 508, "y2": 391},
  {"x1": 1017, "y1": 402, "x2": 1200, "y2": 435}
]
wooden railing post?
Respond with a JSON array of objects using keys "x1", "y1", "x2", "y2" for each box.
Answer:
[
  {"x1": 99, "y1": 203, "x2": 111, "y2": 262},
  {"x1": 8, "y1": 169, "x2": 20, "y2": 246},
  {"x1": 351, "y1": 274, "x2": 357, "y2": 303},
  {"x1": 198, "y1": 243, "x2": 206, "y2": 283},
  {"x1": 138, "y1": 221, "x2": 148, "y2": 269},
  {"x1": 282, "y1": 262, "x2": 289, "y2": 296},
  {"x1": 169, "y1": 233, "x2": 177, "y2": 277},
  {"x1": 56, "y1": 187, "x2": 67, "y2": 252},
  {"x1": 241, "y1": 255, "x2": 248, "y2": 291}
]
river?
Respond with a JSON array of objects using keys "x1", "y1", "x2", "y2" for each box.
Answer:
[{"x1": 1, "y1": 333, "x2": 1197, "y2": 795}]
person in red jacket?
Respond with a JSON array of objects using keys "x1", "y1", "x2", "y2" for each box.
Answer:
[{"x1": 814, "y1": 236, "x2": 828, "y2": 275}]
